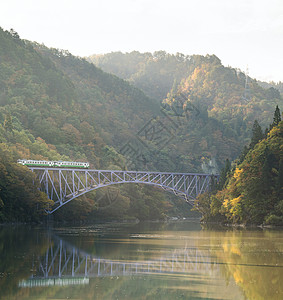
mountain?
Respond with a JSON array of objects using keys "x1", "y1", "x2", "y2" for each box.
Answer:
[
  {"x1": 88, "y1": 51, "x2": 194, "y2": 101},
  {"x1": 0, "y1": 28, "x2": 191, "y2": 222},
  {"x1": 88, "y1": 51, "x2": 283, "y2": 170},
  {"x1": 0, "y1": 29, "x2": 161, "y2": 169},
  {"x1": 88, "y1": 51, "x2": 283, "y2": 135},
  {"x1": 0, "y1": 29, "x2": 282, "y2": 222}
]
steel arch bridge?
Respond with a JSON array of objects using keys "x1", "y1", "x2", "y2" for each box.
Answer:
[{"x1": 28, "y1": 167, "x2": 218, "y2": 213}]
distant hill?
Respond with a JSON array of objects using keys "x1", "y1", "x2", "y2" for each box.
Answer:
[
  {"x1": 88, "y1": 51, "x2": 194, "y2": 101},
  {"x1": 32, "y1": 47, "x2": 247, "y2": 173},
  {"x1": 88, "y1": 51, "x2": 283, "y2": 141},
  {"x1": 257, "y1": 80, "x2": 283, "y2": 95}
]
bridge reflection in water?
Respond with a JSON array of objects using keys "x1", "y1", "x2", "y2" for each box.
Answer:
[{"x1": 19, "y1": 236, "x2": 219, "y2": 288}]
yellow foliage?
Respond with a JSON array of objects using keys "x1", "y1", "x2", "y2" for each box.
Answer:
[
  {"x1": 230, "y1": 195, "x2": 242, "y2": 207},
  {"x1": 223, "y1": 198, "x2": 229, "y2": 209},
  {"x1": 233, "y1": 168, "x2": 243, "y2": 179},
  {"x1": 191, "y1": 68, "x2": 201, "y2": 81}
]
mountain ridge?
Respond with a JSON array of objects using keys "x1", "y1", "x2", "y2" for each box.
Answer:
[{"x1": 0, "y1": 28, "x2": 282, "y2": 222}]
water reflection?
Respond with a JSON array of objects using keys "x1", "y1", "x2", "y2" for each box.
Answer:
[
  {"x1": 19, "y1": 234, "x2": 220, "y2": 288},
  {"x1": 1, "y1": 223, "x2": 283, "y2": 300}
]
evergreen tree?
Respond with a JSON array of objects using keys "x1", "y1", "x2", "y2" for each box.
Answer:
[
  {"x1": 270, "y1": 105, "x2": 281, "y2": 129},
  {"x1": 239, "y1": 145, "x2": 249, "y2": 164},
  {"x1": 261, "y1": 147, "x2": 273, "y2": 194},
  {"x1": 218, "y1": 159, "x2": 231, "y2": 189},
  {"x1": 249, "y1": 120, "x2": 263, "y2": 149},
  {"x1": 264, "y1": 127, "x2": 269, "y2": 138}
]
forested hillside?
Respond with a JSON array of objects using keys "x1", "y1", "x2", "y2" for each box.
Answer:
[
  {"x1": 195, "y1": 111, "x2": 283, "y2": 226},
  {"x1": 89, "y1": 51, "x2": 282, "y2": 138},
  {"x1": 0, "y1": 30, "x2": 160, "y2": 168},
  {"x1": 89, "y1": 51, "x2": 283, "y2": 169},
  {"x1": 89, "y1": 51, "x2": 194, "y2": 101},
  {"x1": 0, "y1": 28, "x2": 282, "y2": 222},
  {"x1": 0, "y1": 28, "x2": 169, "y2": 222}
]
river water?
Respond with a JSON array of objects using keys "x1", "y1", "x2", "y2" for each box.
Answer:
[{"x1": 0, "y1": 221, "x2": 282, "y2": 300}]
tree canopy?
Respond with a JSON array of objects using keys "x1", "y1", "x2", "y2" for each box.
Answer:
[{"x1": 0, "y1": 28, "x2": 282, "y2": 222}]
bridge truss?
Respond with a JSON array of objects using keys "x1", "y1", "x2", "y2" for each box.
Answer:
[{"x1": 28, "y1": 167, "x2": 218, "y2": 213}]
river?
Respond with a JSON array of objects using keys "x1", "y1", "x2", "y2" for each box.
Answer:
[{"x1": 0, "y1": 221, "x2": 282, "y2": 300}]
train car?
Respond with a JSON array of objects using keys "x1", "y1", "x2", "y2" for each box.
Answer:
[
  {"x1": 17, "y1": 159, "x2": 54, "y2": 167},
  {"x1": 53, "y1": 161, "x2": 89, "y2": 168},
  {"x1": 17, "y1": 159, "x2": 89, "y2": 169}
]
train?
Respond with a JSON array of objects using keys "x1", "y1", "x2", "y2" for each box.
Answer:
[{"x1": 17, "y1": 159, "x2": 90, "y2": 169}]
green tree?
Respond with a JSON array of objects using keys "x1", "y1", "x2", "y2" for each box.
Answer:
[
  {"x1": 249, "y1": 120, "x2": 263, "y2": 150},
  {"x1": 3, "y1": 113, "x2": 13, "y2": 132},
  {"x1": 218, "y1": 159, "x2": 231, "y2": 189},
  {"x1": 239, "y1": 145, "x2": 249, "y2": 163},
  {"x1": 277, "y1": 159, "x2": 283, "y2": 199},
  {"x1": 270, "y1": 105, "x2": 281, "y2": 129}
]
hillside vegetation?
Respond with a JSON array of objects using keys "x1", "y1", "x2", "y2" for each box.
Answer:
[
  {"x1": 195, "y1": 112, "x2": 283, "y2": 226},
  {"x1": 0, "y1": 28, "x2": 199, "y2": 222},
  {"x1": 0, "y1": 29, "x2": 282, "y2": 222},
  {"x1": 0, "y1": 28, "x2": 168, "y2": 222},
  {"x1": 89, "y1": 51, "x2": 282, "y2": 135},
  {"x1": 89, "y1": 51, "x2": 282, "y2": 171}
]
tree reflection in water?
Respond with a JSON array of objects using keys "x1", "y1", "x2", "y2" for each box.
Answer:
[{"x1": 0, "y1": 224, "x2": 282, "y2": 299}]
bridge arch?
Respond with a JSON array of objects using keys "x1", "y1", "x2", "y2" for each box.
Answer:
[{"x1": 29, "y1": 168, "x2": 218, "y2": 213}]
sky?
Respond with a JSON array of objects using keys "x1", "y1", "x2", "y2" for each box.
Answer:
[{"x1": 1, "y1": 0, "x2": 282, "y2": 82}]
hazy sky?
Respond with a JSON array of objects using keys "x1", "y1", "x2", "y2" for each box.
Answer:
[{"x1": 1, "y1": 0, "x2": 282, "y2": 82}]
